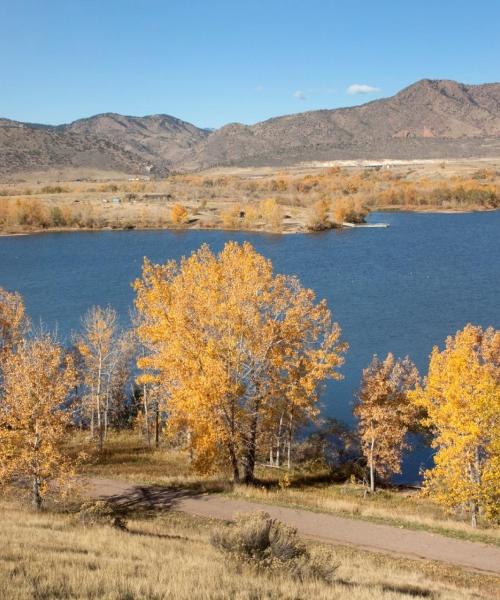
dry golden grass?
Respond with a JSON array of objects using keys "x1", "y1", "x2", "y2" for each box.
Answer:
[
  {"x1": 1, "y1": 499, "x2": 498, "y2": 600},
  {"x1": 74, "y1": 433, "x2": 500, "y2": 546}
]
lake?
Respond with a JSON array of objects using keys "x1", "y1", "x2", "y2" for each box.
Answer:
[{"x1": 1, "y1": 211, "x2": 499, "y2": 481}]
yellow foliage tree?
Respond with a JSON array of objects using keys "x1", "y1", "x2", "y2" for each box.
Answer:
[
  {"x1": 75, "y1": 306, "x2": 119, "y2": 451},
  {"x1": 220, "y1": 204, "x2": 241, "y2": 229},
  {"x1": 171, "y1": 203, "x2": 188, "y2": 225},
  {"x1": 134, "y1": 241, "x2": 346, "y2": 482},
  {"x1": 259, "y1": 197, "x2": 283, "y2": 231},
  {"x1": 0, "y1": 334, "x2": 80, "y2": 509},
  {"x1": 243, "y1": 204, "x2": 259, "y2": 228},
  {"x1": 354, "y1": 353, "x2": 419, "y2": 492},
  {"x1": 410, "y1": 324, "x2": 500, "y2": 526},
  {"x1": 333, "y1": 197, "x2": 367, "y2": 225},
  {"x1": 307, "y1": 198, "x2": 331, "y2": 231}
]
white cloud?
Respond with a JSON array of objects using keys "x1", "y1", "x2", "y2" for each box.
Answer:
[
  {"x1": 293, "y1": 90, "x2": 307, "y2": 100},
  {"x1": 255, "y1": 85, "x2": 264, "y2": 93},
  {"x1": 347, "y1": 84, "x2": 381, "y2": 95}
]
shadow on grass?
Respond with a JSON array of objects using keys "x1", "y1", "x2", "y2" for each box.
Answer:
[
  {"x1": 128, "y1": 529, "x2": 197, "y2": 543},
  {"x1": 381, "y1": 584, "x2": 434, "y2": 598},
  {"x1": 104, "y1": 485, "x2": 200, "y2": 516}
]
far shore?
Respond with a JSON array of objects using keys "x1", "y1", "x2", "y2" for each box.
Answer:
[
  {"x1": 1, "y1": 162, "x2": 499, "y2": 237},
  {"x1": 2, "y1": 206, "x2": 498, "y2": 239}
]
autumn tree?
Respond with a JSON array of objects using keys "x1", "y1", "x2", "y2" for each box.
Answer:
[
  {"x1": 171, "y1": 203, "x2": 188, "y2": 225},
  {"x1": 0, "y1": 286, "x2": 28, "y2": 362},
  {"x1": 134, "y1": 241, "x2": 346, "y2": 483},
  {"x1": 354, "y1": 353, "x2": 419, "y2": 492},
  {"x1": 0, "y1": 334, "x2": 79, "y2": 509},
  {"x1": 333, "y1": 197, "x2": 367, "y2": 225},
  {"x1": 220, "y1": 204, "x2": 242, "y2": 229},
  {"x1": 307, "y1": 198, "x2": 331, "y2": 231},
  {"x1": 105, "y1": 329, "x2": 137, "y2": 430},
  {"x1": 410, "y1": 325, "x2": 500, "y2": 526},
  {"x1": 75, "y1": 306, "x2": 135, "y2": 450},
  {"x1": 259, "y1": 198, "x2": 283, "y2": 231}
]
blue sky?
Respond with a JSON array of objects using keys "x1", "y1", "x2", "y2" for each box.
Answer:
[{"x1": 1, "y1": 0, "x2": 499, "y2": 128}]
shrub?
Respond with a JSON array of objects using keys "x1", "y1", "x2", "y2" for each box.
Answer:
[
  {"x1": 40, "y1": 185, "x2": 68, "y2": 194},
  {"x1": 211, "y1": 512, "x2": 337, "y2": 583},
  {"x1": 49, "y1": 206, "x2": 66, "y2": 227},
  {"x1": 77, "y1": 501, "x2": 127, "y2": 529}
]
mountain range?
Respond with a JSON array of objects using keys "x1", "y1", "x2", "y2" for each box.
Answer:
[{"x1": 1, "y1": 79, "x2": 499, "y2": 177}]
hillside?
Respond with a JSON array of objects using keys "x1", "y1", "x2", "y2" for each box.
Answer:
[
  {"x1": 178, "y1": 80, "x2": 500, "y2": 169},
  {"x1": 1, "y1": 79, "x2": 499, "y2": 177},
  {"x1": 63, "y1": 113, "x2": 210, "y2": 169},
  {"x1": 0, "y1": 118, "x2": 150, "y2": 176}
]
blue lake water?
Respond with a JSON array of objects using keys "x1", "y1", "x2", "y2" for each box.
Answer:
[{"x1": 1, "y1": 211, "x2": 499, "y2": 482}]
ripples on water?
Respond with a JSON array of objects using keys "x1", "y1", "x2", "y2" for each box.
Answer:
[{"x1": 1, "y1": 211, "x2": 499, "y2": 481}]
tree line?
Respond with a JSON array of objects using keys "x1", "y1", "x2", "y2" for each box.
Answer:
[{"x1": 0, "y1": 242, "x2": 498, "y2": 526}]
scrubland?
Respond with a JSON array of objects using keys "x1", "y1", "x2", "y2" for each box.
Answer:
[{"x1": 1, "y1": 159, "x2": 499, "y2": 235}]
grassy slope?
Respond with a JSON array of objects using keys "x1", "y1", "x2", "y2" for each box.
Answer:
[
  {"x1": 1, "y1": 499, "x2": 498, "y2": 600},
  {"x1": 77, "y1": 433, "x2": 500, "y2": 546}
]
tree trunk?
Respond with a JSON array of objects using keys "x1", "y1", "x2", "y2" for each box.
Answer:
[
  {"x1": 32, "y1": 431, "x2": 42, "y2": 510},
  {"x1": 470, "y1": 501, "x2": 478, "y2": 528},
  {"x1": 104, "y1": 376, "x2": 110, "y2": 441},
  {"x1": 96, "y1": 353, "x2": 104, "y2": 452},
  {"x1": 275, "y1": 413, "x2": 283, "y2": 467},
  {"x1": 369, "y1": 436, "x2": 376, "y2": 493},
  {"x1": 228, "y1": 443, "x2": 240, "y2": 482},
  {"x1": 32, "y1": 476, "x2": 42, "y2": 511},
  {"x1": 469, "y1": 446, "x2": 482, "y2": 528},
  {"x1": 242, "y1": 402, "x2": 260, "y2": 484},
  {"x1": 104, "y1": 393, "x2": 109, "y2": 441},
  {"x1": 155, "y1": 401, "x2": 160, "y2": 448},
  {"x1": 186, "y1": 430, "x2": 194, "y2": 464},
  {"x1": 232, "y1": 457, "x2": 240, "y2": 483},
  {"x1": 143, "y1": 384, "x2": 150, "y2": 447},
  {"x1": 287, "y1": 415, "x2": 293, "y2": 470},
  {"x1": 242, "y1": 449, "x2": 255, "y2": 484}
]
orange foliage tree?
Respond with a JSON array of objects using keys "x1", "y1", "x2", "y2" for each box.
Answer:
[
  {"x1": 355, "y1": 353, "x2": 419, "y2": 492},
  {"x1": 171, "y1": 203, "x2": 189, "y2": 225},
  {"x1": 0, "y1": 334, "x2": 80, "y2": 509},
  {"x1": 134, "y1": 241, "x2": 346, "y2": 482},
  {"x1": 0, "y1": 286, "x2": 28, "y2": 361}
]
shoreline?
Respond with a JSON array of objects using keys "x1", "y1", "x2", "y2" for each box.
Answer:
[{"x1": 0, "y1": 207, "x2": 498, "y2": 238}]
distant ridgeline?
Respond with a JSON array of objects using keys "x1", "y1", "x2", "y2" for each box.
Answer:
[{"x1": 1, "y1": 79, "x2": 500, "y2": 176}]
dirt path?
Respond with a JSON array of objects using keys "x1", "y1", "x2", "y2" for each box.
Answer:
[{"x1": 88, "y1": 477, "x2": 500, "y2": 575}]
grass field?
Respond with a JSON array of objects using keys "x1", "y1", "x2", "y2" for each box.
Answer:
[{"x1": 1, "y1": 498, "x2": 499, "y2": 600}]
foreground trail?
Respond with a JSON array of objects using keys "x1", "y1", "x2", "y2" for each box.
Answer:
[{"x1": 88, "y1": 477, "x2": 500, "y2": 576}]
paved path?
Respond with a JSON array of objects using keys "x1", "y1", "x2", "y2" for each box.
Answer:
[{"x1": 88, "y1": 477, "x2": 500, "y2": 575}]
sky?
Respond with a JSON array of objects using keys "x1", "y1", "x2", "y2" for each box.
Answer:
[{"x1": 1, "y1": 0, "x2": 499, "y2": 128}]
